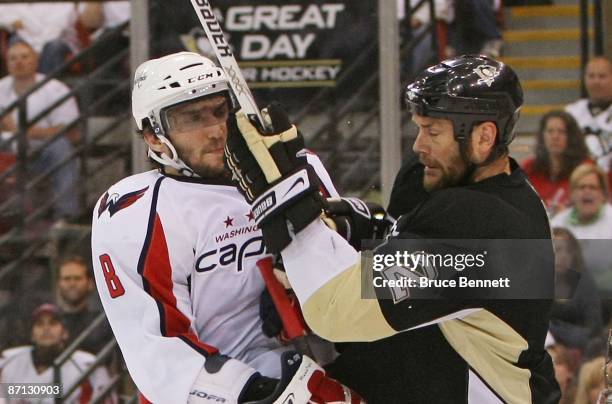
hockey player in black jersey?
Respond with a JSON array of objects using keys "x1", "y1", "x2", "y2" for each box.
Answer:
[{"x1": 224, "y1": 55, "x2": 561, "y2": 403}]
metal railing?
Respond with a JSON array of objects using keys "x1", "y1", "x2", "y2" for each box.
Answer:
[
  {"x1": 0, "y1": 21, "x2": 131, "y2": 281},
  {"x1": 52, "y1": 312, "x2": 119, "y2": 404}
]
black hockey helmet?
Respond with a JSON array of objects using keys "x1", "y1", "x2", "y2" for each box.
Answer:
[{"x1": 405, "y1": 55, "x2": 523, "y2": 153}]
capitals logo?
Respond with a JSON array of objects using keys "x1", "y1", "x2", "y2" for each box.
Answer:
[{"x1": 98, "y1": 187, "x2": 149, "y2": 218}]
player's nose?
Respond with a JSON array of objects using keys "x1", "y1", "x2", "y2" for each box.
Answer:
[{"x1": 412, "y1": 132, "x2": 428, "y2": 155}]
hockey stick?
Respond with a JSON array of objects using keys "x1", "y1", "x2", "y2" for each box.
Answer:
[
  {"x1": 257, "y1": 257, "x2": 314, "y2": 358},
  {"x1": 188, "y1": 0, "x2": 266, "y2": 128},
  {"x1": 188, "y1": 0, "x2": 313, "y2": 356}
]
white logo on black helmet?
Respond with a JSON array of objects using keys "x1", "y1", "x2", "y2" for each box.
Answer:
[{"x1": 474, "y1": 65, "x2": 498, "y2": 87}]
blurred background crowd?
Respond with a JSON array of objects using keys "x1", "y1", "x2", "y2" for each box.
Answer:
[{"x1": 0, "y1": 0, "x2": 609, "y2": 403}]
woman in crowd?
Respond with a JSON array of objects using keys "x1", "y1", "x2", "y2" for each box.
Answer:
[
  {"x1": 551, "y1": 227, "x2": 602, "y2": 339},
  {"x1": 523, "y1": 110, "x2": 590, "y2": 215},
  {"x1": 574, "y1": 356, "x2": 606, "y2": 404}
]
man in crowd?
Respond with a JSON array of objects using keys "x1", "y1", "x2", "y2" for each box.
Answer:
[
  {"x1": 225, "y1": 55, "x2": 560, "y2": 402},
  {"x1": 0, "y1": 303, "x2": 111, "y2": 403},
  {"x1": 56, "y1": 255, "x2": 113, "y2": 354},
  {"x1": 0, "y1": 40, "x2": 80, "y2": 221},
  {"x1": 566, "y1": 56, "x2": 612, "y2": 173}
]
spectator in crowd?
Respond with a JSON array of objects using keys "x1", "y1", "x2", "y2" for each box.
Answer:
[
  {"x1": 551, "y1": 163, "x2": 612, "y2": 239},
  {"x1": 78, "y1": 1, "x2": 130, "y2": 38},
  {"x1": 551, "y1": 164, "x2": 612, "y2": 295},
  {"x1": 0, "y1": 304, "x2": 111, "y2": 403},
  {"x1": 56, "y1": 256, "x2": 113, "y2": 354},
  {"x1": 551, "y1": 227, "x2": 602, "y2": 341},
  {"x1": 566, "y1": 56, "x2": 612, "y2": 189},
  {"x1": 0, "y1": 3, "x2": 79, "y2": 73},
  {"x1": 574, "y1": 356, "x2": 606, "y2": 404},
  {"x1": 546, "y1": 338, "x2": 579, "y2": 404},
  {"x1": 0, "y1": 40, "x2": 80, "y2": 222},
  {"x1": 397, "y1": 0, "x2": 454, "y2": 78},
  {"x1": 77, "y1": 1, "x2": 130, "y2": 114},
  {"x1": 523, "y1": 110, "x2": 591, "y2": 215},
  {"x1": 448, "y1": 0, "x2": 503, "y2": 57}
]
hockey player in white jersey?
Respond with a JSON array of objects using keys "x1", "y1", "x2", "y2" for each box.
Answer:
[{"x1": 91, "y1": 52, "x2": 363, "y2": 404}]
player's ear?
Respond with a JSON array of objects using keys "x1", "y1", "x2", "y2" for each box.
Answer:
[
  {"x1": 143, "y1": 129, "x2": 165, "y2": 154},
  {"x1": 471, "y1": 121, "x2": 498, "y2": 163}
]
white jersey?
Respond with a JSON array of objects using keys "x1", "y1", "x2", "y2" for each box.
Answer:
[
  {"x1": 565, "y1": 99, "x2": 612, "y2": 169},
  {"x1": 91, "y1": 158, "x2": 338, "y2": 403},
  {"x1": 0, "y1": 346, "x2": 111, "y2": 404}
]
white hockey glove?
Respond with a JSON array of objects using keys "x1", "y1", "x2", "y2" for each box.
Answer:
[
  {"x1": 243, "y1": 351, "x2": 365, "y2": 404},
  {"x1": 224, "y1": 104, "x2": 324, "y2": 253}
]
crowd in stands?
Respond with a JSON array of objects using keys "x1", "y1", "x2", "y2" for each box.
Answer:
[
  {"x1": 0, "y1": 1, "x2": 609, "y2": 403},
  {"x1": 0, "y1": 2, "x2": 128, "y2": 402},
  {"x1": 524, "y1": 55, "x2": 612, "y2": 404}
]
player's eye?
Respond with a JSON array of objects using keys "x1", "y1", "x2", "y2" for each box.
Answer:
[{"x1": 213, "y1": 104, "x2": 229, "y2": 119}]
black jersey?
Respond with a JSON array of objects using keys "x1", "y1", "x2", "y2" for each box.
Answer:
[{"x1": 326, "y1": 159, "x2": 560, "y2": 403}]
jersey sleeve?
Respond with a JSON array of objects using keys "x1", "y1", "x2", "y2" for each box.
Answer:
[
  {"x1": 281, "y1": 220, "x2": 474, "y2": 342},
  {"x1": 281, "y1": 191, "x2": 553, "y2": 342},
  {"x1": 303, "y1": 151, "x2": 339, "y2": 198},
  {"x1": 91, "y1": 177, "x2": 256, "y2": 403}
]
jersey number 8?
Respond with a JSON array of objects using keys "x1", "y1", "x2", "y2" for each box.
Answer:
[{"x1": 99, "y1": 254, "x2": 126, "y2": 298}]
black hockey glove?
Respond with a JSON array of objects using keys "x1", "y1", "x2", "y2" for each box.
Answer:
[
  {"x1": 241, "y1": 351, "x2": 365, "y2": 403},
  {"x1": 225, "y1": 104, "x2": 324, "y2": 253},
  {"x1": 322, "y1": 197, "x2": 393, "y2": 250}
]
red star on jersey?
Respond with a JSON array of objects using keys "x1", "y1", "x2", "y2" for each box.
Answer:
[
  {"x1": 246, "y1": 211, "x2": 255, "y2": 222},
  {"x1": 224, "y1": 216, "x2": 234, "y2": 228}
]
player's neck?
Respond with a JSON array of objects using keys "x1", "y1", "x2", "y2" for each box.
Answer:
[
  {"x1": 162, "y1": 166, "x2": 182, "y2": 176},
  {"x1": 471, "y1": 156, "x2": 511, "y2": 183}
]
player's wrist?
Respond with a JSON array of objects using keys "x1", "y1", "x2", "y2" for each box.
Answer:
[
  {"x1": 239, "y1": 375, "x2": 279, "y2": 402},
  {"x1": 188, "y1": 356, "x2": 259, "y2": 404}
]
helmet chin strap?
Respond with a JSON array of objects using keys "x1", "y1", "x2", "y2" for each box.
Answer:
[{"x1": 148, "y1": 135, "x2": 199, "y2": 178}]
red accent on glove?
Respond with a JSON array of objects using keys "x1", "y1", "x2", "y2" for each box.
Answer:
[{"x1": 306, "y1": 370, "x2": 364, "y2": 404}]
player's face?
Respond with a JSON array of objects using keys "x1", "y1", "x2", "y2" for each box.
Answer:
[
  {"x1": 58, "y1": 262, "x2": 93, "y2": 307},
  {"x1": 543, "y1": 117, "x2": 568, "y2": 156},
  {"x1": 31, "y1": 314, "x2": 68, "y2": 348},
  {"x1": 412, "y1": 114, "x2": 467, "y2": 191},
  {"x1": 571, "y1": 172, "x2": 606, "y2": 222},
  {"x1": 7, "y1": 43, "x2": 38, "y2": 80},
  {"x1": 164, "y1": 95, "x2": 229, "y2": 177},
  {"x1": 585, "y1": 58, "x2": 612, "y2": 104}
]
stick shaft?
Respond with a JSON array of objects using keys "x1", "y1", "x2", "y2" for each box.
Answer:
[
  {"x1": 258, "y1": 257, "x2": 314, "y2": 357},
  {"x1": 188, "y1": 0, "x2": 264, "y2": 126}
]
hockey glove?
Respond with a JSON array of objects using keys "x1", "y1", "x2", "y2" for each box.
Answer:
[
  {"x1": 225, "y1": 104, "x2": 324, "y2": 253},
  {"x1": 242, "y1": 351, "x2": 365, "y2": 404},
  {"x1": 188, "y1": 355, "x2": 260, "y2": 404},
  {"x1": 322, "y1": 198, "x2": 393, "y2": 250}
]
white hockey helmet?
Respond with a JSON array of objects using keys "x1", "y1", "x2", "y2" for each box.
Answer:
[{"x1": 132, "y1": 51, "x2": 232, "y2": 176}]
